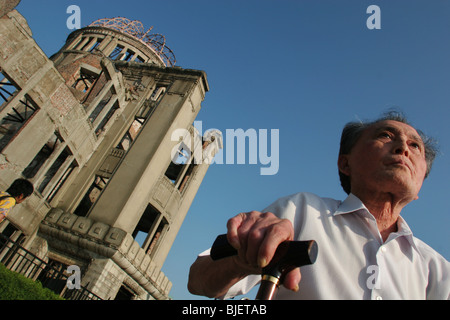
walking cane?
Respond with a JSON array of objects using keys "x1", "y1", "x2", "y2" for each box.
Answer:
[{"x1": 210, "y1": 234, "x2": 318, "y2": 300}]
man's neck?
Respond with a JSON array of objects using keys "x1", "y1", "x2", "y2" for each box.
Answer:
[{"x1": 353, "y1": 190, "x2": 408, "y2": 242}]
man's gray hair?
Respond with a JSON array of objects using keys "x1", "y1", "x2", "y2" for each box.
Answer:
[{"x1": 338, "y1": 110, "x2": 438, "y2": 195}]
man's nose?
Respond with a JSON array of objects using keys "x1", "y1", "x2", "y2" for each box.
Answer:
[{"x1": 393, "y1": 138, "x2": 409, "y2": 156}]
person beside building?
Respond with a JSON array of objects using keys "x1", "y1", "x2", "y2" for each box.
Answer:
[{"x1": 0, "y1": 178, "x2": 34, "y2": 223}]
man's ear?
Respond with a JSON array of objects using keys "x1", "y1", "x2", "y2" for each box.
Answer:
[{"x1": 338, "y1": 154, "x2": 350, "y2": 176}]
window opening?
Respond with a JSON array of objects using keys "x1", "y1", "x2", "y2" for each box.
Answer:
[
  {"x1": 23, "y1": 132, "x2": 63, "y2": 179},
  {"x1": 37, "y1": 147, "x2": 72, "y2": 194},
  {"x1": 145, "y1": 217, "x2": 168, "y2": 256},
  {"x1": 0, "y1": 222, "x2": 20, "y2": 240},
  {"x1": 109, "y1": 45, "x2": 124, "y2": 60},
  {"x1": 2, "y1": 96, "x2": 38, "y2": 122},
  {"x1": 150, "y1": 87, "x2": 166, "y2": 102},
  {"x1": 165, "y1": 147, "x2": 189, "y2": 183},
  {"x1": 134, "y1": 56, "x2": 145, "y2": 63},
  {"x1": 0, "y1": 94, "x2": 39, "y2": 151},
  {"x1": 0, "y1": 72, "x2": 19, "y2": 107},
  {"x1": 79, "y1": 37, "x2": 94, "y2": 51},
  {"x1": 95, "y1": 100, "x2": 119, "y2": 136},
  {"x1": 115, "y1": 284, "x2": 135, "y2": 300},
  {"x1": 178, "y1": 161, "x2": 195, "y2": 193},
  {"x1": 132, "y1": 205, "x2": 168, "y2": 256},
  {"x1": 46, "y1": 160, "x2": 77, "y2": 203},
  {"x1": 122, "y1": 49, "x2": 135, "y2": 62},
  {"x1": 88, "y1": 86, "x2": 115, "y2": 124},
  {"x1": 74, "y1": 175, "x2": 109, "y2": 217},
  {"x1": 116, "y1": 119, "x2": 144, "y2": 151},
  {"x1": 70, "y1": 37, "x2": 83, "y2": 50},
  {"x1": 165, "y1": 141, "x2": 197, "y2": 192},
  {"x1": 88, "y1": 39, "x2": 102, "y2": 52},
  {"x1": 72, "y1": 69, "x2": 98, "y2": 93},
  {"x1": 22, "y1": 132, "x2": 76, "y2": 202}
]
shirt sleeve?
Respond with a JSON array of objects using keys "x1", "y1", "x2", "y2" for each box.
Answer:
[
  {"x1": 421, "y1": 243, "x2": 450, "y2": 300},
  {"x1": 220, "y1": 274, "x2": 261, "y2": 300},
  {"x1": 197, "y1": 248, "x2": 262, "y2": 299},
  {"x1": 0, "y1": 197, "x2": 15, "y2": 219}
]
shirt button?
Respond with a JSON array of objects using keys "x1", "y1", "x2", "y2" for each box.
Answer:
[
  {"x1": 376, "y1": 296, "x2": 383, "y2": 300},
  {"x1": 380, "y1": 246, "x2": 387, "y2": 253}
]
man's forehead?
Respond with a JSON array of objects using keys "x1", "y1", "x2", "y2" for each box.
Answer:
[{"x1": 369, "y1": 120, "x2": 423, "y2": 140}]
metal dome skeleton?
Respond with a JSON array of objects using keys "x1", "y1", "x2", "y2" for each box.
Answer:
[{"x1": 89, "y1": 17, "x2": 176, "y2": 67}]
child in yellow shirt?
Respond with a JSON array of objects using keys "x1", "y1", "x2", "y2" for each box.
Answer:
[{"x1": 0, "y1": 179, "x2": 34, "y2": 223}]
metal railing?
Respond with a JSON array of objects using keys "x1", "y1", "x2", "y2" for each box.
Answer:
[{"x1": 0, "y1": 233, "x2": 102, "y2": 300}]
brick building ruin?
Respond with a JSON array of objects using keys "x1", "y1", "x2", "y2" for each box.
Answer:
[{"x1": 0, "y1": 2, "x2": 221, "y2": 300}]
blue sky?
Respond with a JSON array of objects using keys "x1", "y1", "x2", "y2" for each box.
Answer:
[{"x1": 16, "y1": 0, "x2": 450, "y2": 300}]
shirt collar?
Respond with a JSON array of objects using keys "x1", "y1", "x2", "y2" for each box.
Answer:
[
  {"x1": 334, "y1": 193, "x2": 420, "y2": 253},
  {"x1": 334, "y1": 193, "x2": 368, "y2": 216},
  {"x1": 393, "y1": 216, "x2": 420, "y2": 254}
]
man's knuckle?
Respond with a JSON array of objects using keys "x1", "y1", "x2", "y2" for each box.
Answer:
[
  {"x1": 261, "y1": 211, "x2": 276, "y2": 219},
  {"x1": 268, "y1": 219, "x2": 293, "y2": 237}
]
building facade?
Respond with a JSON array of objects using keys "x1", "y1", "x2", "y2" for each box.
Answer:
[{"x1": 0, "y1": 4, "x2": 221, "y2": 300}]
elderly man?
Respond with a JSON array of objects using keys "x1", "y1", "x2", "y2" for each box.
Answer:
[{"x1": 188, "y1": 111, "x2": 449, "y2": 300}]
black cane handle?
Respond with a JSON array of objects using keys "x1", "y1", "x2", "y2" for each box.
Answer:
[
  {"x1": 210, "y1": 234, "x2": 238, "y2": 260},
  {"x1": 210, "y1": 234, "x2": 318, "y2": 273},
  {"x1": 210, "y1": 234, "x2": 319, "y2": 268},
  {"x1": 210, "y1": 234, "x2": 318, "y2": 300}
]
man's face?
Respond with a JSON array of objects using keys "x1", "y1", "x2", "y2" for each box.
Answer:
[{"x1": 339, "y1": 120, "x2": 428, "y2": 201}]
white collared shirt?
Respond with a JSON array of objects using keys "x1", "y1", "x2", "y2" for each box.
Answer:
[{"x1": 216, "y1": 192, "x2": 450, "y2": 300}]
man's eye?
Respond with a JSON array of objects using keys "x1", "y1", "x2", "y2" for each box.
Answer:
[
  {"x1": 411, "y1": 142, "x2": 421, "y2": 150},
  {"x1": 379, "y1": 132, "x2": 391, "y2": 139}
]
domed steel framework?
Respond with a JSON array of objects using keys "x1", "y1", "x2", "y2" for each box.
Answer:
[{"x1": 89, "y1": 17, "x2": 176, "y2": 67}]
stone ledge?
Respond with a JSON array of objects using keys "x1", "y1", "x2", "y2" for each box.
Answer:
[{"x1": 40, "y1": 208, "x2": 172, "y2": 298}]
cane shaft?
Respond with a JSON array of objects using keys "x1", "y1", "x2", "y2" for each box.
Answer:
[{"x1": 256, "y1": 277, "x2": 280, "y2": 300}]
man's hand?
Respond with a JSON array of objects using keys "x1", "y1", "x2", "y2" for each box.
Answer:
[{"x1": 226, "y1": 211, "x2": 301, "y2": 292}]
